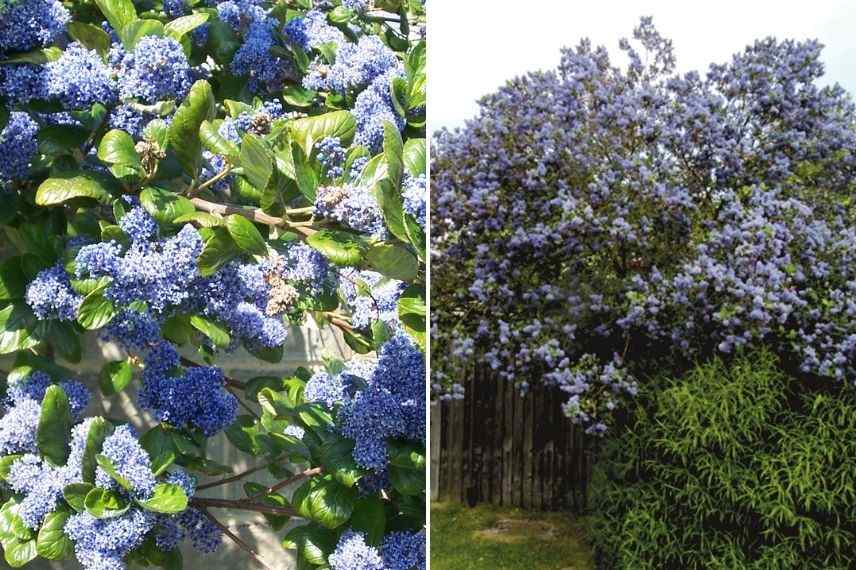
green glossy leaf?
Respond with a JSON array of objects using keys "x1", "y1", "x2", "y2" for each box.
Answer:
[
  {"x1": 77, "y1": 291, "x2": 117, "y2": 330},
  {"x1": 398, "y1": 284, "x2": 425, "y2": 349},
  {"x1": 63, "y1": 483, "x2": 95, "y2": 513},
  {"x1": 36, "y1": 509, "x2": 74, "y2": 560},
  {"x1": 197, "y1": 227, "x2": 240, "y2": 276},
  {"x1": 139, "y1": 186, "x2": 195, "y2": 228},
  {"x1": 305, "y1": 229, "x2": 366, "y2": 266},
  {"x1": 205, "y1": 20, "x2": 240, "y2": 65},
  {"x1": 350, "y1": 496, "x2": 386, "y2": 546},
  {"x1": 84, "y1": 487, "x2": 130, "y2": 519},
  {"x1": 290, "y1": 110, "x2": 356, "y2": 155},
  {"x1": 318, "y1": 437, "x2": 365, "y2": 488},
  {"x1": 94, "y1": 0, "x2": 138, "y2": 34},
  {"x1": 0, "y1": 257, "x2": 26, "y2": 300},
  {"x1": 240, "y1": 133, "x2": 273, "y2": 191},
  {"x1": 169, "y1": 80, "x2": 216, "y2": 176},
  {"x1": 140, "y1": 425, "x2": 177, "y2": 476},
  {"x1": 139, "y1": 483, "x2": 188, "y2": 514},
  {"x1": 282, "y1": 524, "x2": 337, "y2": 566},
  {"x1": 189, "y1": 315, "x2": 231, "y2": 348},
  {"x1": 118, "y1": 19, "x2": 164, "y2": 51},
  {"x1": 293, "y1": 476, "x2": 356, "y2": 529},
  {"x1": 374, "y1": 178, "x2": 408, "y2": 242},
  {"x1": 3, "y1": 538, "x2": 37, "y2": 568},
  {"x1": 225, "y1": 214, "x2": 267, "y2": 255},
  {"x1": 173, "y1": 211, "x2": 224, "y2": 227},
  {"x1": 95, "y1": 454, "x2": 132, "y2": 491},
  {"x1": 199, "y1": 120, "x2": 239, "y2": 159},
  {"x1": 225, "y1": 415, "x2": 266, "y2": 456},
  {"x1": 38, "y1": 385, "x2": 72, "y2": 466},
  {"x1": 97, "y1": 129, "x2": 141, "y2": 168},
  {"x1": 387, "y1": 441, "x2": 425, "y2": 496},
  {"x1": 291, "y1": 142, "x2": 318, "y2": 201},
  {"x1": 366, "y1": 242, "x2": 418, "y2": 281},
  {"x1": 382, "y1": 121, "x2": 404, "y2": 189},
  {"x1": 35, "y1": 173, "x2": 112, "y2": 206},
  {"x1": 99, "y1": 360, "x2": 133, "y2": 396},
  {"x1": 402, "y1": 138, "x2": 426, "y2": 176},
  {"x1": 164, "y1": 13, "x2": 209, "y2": 39},
  {"x1": 0, "y1": 304, "x2": 41, "y2": 354},
  {"x1": 67, "y1": 22, "x2": 111, "y2": 55},
  {"x1": 82, "y1": 418, "x2": 113, "y2": 484},
  {"x1": 283, "y1": 85, "x2": 316, "y2": 108},
  {"x1": 0, "y1": 498, "x2": 32, "y2": 541}
]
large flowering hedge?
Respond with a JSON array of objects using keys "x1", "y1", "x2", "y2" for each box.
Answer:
[
  {"x1": 432, "y1": 18, "x2": 856, "y2": 433},
  {"x1": 0, "y1": 0, "x2": 426, "y2": 569}
]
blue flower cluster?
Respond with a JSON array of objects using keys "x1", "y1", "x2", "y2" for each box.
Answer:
[
  {"x1": 402, "y1": 174, "x2": 426, "y2": 228},
  {"x1": 189, "y1": 260, "x2": 288, "y2": 349},
  {"x1": 0, "y1": 0, "x2": 68, "y2": 54},
  {"x1": 283, "y1": 9, "x2": 345, "y2": 52},
  {"x1": 95, "y1": 424, "x2": 157, "y2": 499},
  {"x1": 0, "y1": 373, "x2": 90, "y2": 456},
  {"x1": 316, "y1": 136, "x2": 347, "y2": 178},
  {"x1": 0, "y1": 112, "x2": 38, "y2": 183},
  {"x1": 226, "y1": 2, "x2": 295, "y2": 93},
  {"x1": 314, "y1": 184, "x2": 387, "y2": 238},
  {"x1": 339, "y1": 269, "x2": 406, "y2": 330},
  {"x1": 45, "y1": 42, "x2": 118, "y2": 109},
  {"x1": 353, "y1": 68, "x2": 406, "y2": 151},
  {"x1": 25, "y1": 263, "x2": 83, "y2": 321},
  {"x1": 270, "y1": 242, "x2": 339, "y2": 300},
  {"x1": 112, "y1": 36, "x2": 194, "y2": 103},
  {"x1": 432, "y1": 18, "x2": 856, "y2": 432},
  {"x1": 75, "y1": 223, "x2": 203, "y2": 314},
  {"x1": 328, "y1": 529, "x2": 426, "y2": 570},
  {"x1": 308, "y1": 331, "x2": 425, "y2": 471},
  {"x1": 0, "y1": 63, "x2": 46, "y2": 105},
  {"x1": 138, "y1": 341, "x2": 238, "y2": 436},
  {"x1": 304, "y1": 36, "x2": 399, "y2": 94}
]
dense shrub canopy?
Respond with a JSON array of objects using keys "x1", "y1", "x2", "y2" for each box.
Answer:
[
  {"x1": 588, "y1": 351, "x2": 856, "y2": 569},
  {"x1": 0, "y1": 0, "x2": 426, "y2": 568},
  {"x1": 431, "y1": 18, "x2": 856, "y2": 433}
]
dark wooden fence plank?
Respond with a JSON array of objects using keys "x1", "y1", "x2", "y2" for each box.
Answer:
[{"x1": 435, "y1": 368, "x2": 591, "y2": 511}]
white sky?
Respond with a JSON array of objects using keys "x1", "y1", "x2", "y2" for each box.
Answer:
[{"x1": 428, "y1": 0, "x2": 856, "y2": 129}]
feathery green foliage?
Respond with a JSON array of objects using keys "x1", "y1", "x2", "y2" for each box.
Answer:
[{"x1": 588, "y1": 350, "x2": 856, "y2": 569}]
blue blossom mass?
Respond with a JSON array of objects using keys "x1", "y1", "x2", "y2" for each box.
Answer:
[
  {"x1": 113, "y1": 36, "x2": 194, "y2": 103},
  {"x1": 432, "y1": 17, "x2": 856, "y2": 432}
]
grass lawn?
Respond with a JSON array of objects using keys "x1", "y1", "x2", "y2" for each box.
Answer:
[{"x1": 431, "y1": 502, "x2": 594, "y2": 570}]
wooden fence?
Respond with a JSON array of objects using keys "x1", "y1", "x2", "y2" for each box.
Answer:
[{"x1": 430, "y1": 366, "x2": 593, "y2": 511}]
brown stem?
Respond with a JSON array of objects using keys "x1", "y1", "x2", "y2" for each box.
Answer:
[
  {"x1": 200, "y1": 509, "x2": 272, "y2": 570},
  {"x1": 179, "y1": 356, "x2": 247, "y2": 389},
  {"x1": 189, "y1": 197, "x2": 317, "y2": 237},
  {"x1": 195, "y1": 166, "x2": 233, "y2": 194},
  {"x1": 226, "y1": 385, "x2": 260, "y2": 421},
  {"x1": 197, "y1": 459, "x2": 283, "y2": 491},
  {"x1": 191, "y1": 497, "x2": 297, "y2": 517},
  {"x1": 250, "y1": 467, "x2": 323, "y2": 500}
]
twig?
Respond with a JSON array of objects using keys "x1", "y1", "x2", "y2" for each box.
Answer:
[
  {"x1": 191, "y1": 497, "x2": 297, "y2": 517},
  {"x1": 250, "y1": 466, "x2": 323, "y2": 500},
  {"x1": 179, "y1": 355, "x2": 247, "y2": 389},
  {"x1": 226, "y1": 385, "x2": 260, "y2": 421},
  {"x1": 195, "y1": 166, "x2": 233, "y2": 194},
  {"x1": 190, "y1": 197, "x2": 317, "y2": 237},
  {"x1": 197, "y1": 459, "x2": 283, "y2": 491},
  {"x1": 200, "y1": 509, "x2": 272, "y2": 570}
]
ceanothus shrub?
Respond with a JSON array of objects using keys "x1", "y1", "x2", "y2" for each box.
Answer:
[
  {"x1": 431, "y1": 17, "x2": 856, "y2": 434},
  {"x1": 0, "y1": 0, "x2": 426, "y2": 568}
]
